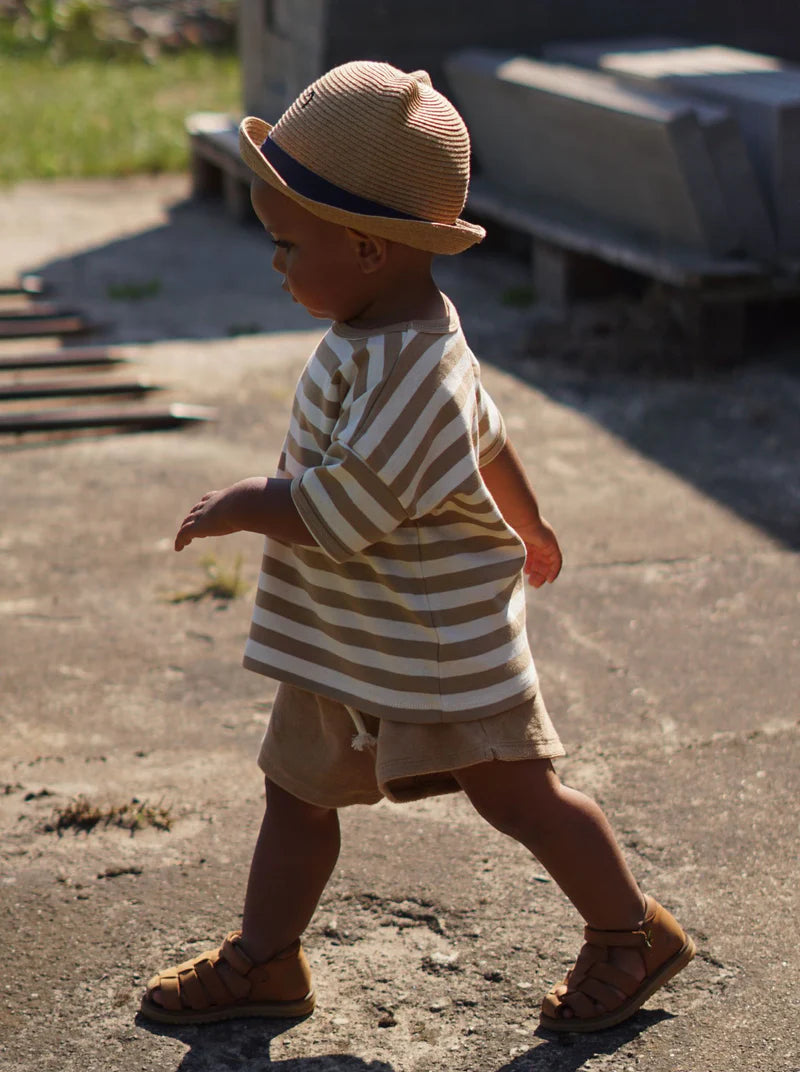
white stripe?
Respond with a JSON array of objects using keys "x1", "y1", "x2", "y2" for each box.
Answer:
[
  {"x1": 250, "y1": 609, "x2": 438, "y2": 673},
  {"x1": 245, "y1": 639, "x2": 537, "y2": 713},
  {"x1": 244, "y1": 640, "x2": 443, "y2": 708},
  {"x1": 354, "y1": 340, "x2": 446, "y2": 456},
  {"x1": 261, "y1": 541, "x2": 522, "y2": 601},
  {"x1": 298, "y1": 468, "x2": 399, "y2": 552},
  {"x1": 437, "y1": 628, "x2": 531, "y2": 679},
  {"x1": 253, "y1": 574, "x2": 526, "y2": 644},
  {"x1": 440, "y1": 670, "x2": 539, "y2": 712}
]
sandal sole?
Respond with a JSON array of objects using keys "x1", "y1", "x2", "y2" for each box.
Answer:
[
  {"x1": 138, "y1": 990, "x2": 316, "y2": 1025},
  {"x1": 539, "y1": 935, "x2": 696, "y2": 1034}
]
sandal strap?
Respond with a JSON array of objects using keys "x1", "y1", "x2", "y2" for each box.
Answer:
[
  {"x1": 219, "y1": 931, "x2": 255, "y2": 976},
  {"x1": 584, "y1": 924, "x2": 653, "y2": 949}
]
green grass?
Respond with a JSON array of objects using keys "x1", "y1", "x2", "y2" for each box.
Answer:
[
  {"x1": 0, "y1": 47, "x2": 241, "y2": 182},
  {"x1": 167, "y1": 552, "x2": 248, "y2": 603}
]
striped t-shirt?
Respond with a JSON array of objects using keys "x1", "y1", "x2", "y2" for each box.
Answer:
[{"x1": 242, "y1": 299, "x2": 539, "y2": 723}]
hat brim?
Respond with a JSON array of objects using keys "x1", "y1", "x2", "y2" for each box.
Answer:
[{"x1": 239, "y1": 117, "x2": 485, "y2": 255}]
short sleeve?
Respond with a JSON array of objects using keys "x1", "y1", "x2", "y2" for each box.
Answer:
[
  {"x1": 291, "y1": 442, "x2": 408, "y2": 563},
  {"x1": 475, "y1": 373, "x2": 507, "y2": 466}
]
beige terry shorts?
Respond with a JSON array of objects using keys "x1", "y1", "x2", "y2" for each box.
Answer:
[{"x1": 257, "y1": 683, "x2": 565, "y2": 808}]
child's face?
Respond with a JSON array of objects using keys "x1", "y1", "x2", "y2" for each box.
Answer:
[{"x1": 251, "y1": 179, "x2": 374, "y2": 322}]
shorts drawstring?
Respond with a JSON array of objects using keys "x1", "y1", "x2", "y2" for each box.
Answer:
[{"x1": 345, "y1": 706, "x2": 378, "y2": 751}]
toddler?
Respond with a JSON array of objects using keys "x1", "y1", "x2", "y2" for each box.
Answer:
[{"x1": 140, "y1": 60, "x2": 694, "y2": 1034}]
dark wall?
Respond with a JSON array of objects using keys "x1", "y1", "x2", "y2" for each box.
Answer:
[{"x1": 323, "y1": 0, "x2": 800, "y2": 93}]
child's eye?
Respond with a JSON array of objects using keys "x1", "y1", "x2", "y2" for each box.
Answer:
[{"x1": 270, "y1": 237, "x2": 292, "y2": 250}]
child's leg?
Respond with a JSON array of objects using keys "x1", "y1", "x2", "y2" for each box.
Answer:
[
  {"x1": 143, "y1": 776, "x2": 339, "y2": 1019},
  {"x1": 454, "y1": 757, "x2": 645, "y2": 930},
  {"x1": 239, "y1": 776, "x2": 341, "y2": 962},
  {"x1": 454, "y1": 757, "x2": 693, "y2": 1029}
]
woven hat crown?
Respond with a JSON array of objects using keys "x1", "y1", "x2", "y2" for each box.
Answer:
[{"x1": 270, "y1": 61, "x2": 472, "y2": 225}]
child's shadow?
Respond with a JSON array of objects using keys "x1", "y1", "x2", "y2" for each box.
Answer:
[
  {"x1": 137, "y1": 1014, "x2": 396, "y2": 1071},
  {"x1": 496, "y1": 1008, "x2": 673, "y2": 1071},
  {"x1": 138, "y1": 1009, "x2": 670, "y2": 1071}
]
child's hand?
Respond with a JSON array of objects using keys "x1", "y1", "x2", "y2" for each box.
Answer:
[
  {"x1": 175, "y1": 486, "x2": 241, "y2": 551},
  {"x1": 515, "y1": 517, "x2": 563, "y2": 588}
]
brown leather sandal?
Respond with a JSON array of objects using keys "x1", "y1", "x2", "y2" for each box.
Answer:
[
  {"x1": 139, "y1": 931, "x2": 316, "y2": 1025},
  {"x1": 539, "y1": 896, "x2": 695, "y2": 1033}
]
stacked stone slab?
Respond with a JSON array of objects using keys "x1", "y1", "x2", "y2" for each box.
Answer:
[
  {"x1": 445, "y1": 50, "x2": 739, "y2": 258},
  {"x1": 545, "y1": 40, "x2": 799, "y2": 256}
]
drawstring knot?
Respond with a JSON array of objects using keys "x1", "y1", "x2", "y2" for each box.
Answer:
[{"x1": 345, "y1": 706, "x2": 378, "y2": 751}]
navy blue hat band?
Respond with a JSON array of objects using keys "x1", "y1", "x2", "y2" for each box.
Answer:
[{"x1": 260, "y1": 136, "x2": 423, "y2": 222}]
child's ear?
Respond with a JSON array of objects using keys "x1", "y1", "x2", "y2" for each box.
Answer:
[{"x1": 346, "y1": 229, "x2": 388, "y2": 274}]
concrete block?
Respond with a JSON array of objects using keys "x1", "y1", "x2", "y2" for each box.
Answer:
[
  {"x1": 446, "y1": 50, "x2": 739, "y2": 257},
  {"x1": 542, "y1": 37, "x2": 694, "y2": 69},
  {"x1": 693, "y1": 105, "x2": 777, "y2": 259},
  {"x1": 545, "y1": 41, "x2": 800, "y2": 255}
]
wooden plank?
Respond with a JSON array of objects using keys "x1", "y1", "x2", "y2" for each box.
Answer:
[
  {"x1": 0, "y1": 403, "x2": 217, "y2": 434},
  {"x1": 0, "y1": 348, "x2": 127, "y2": 371},
  {"x1": 0, "y1": 314, "x2": 97, "y2": 339},
  {"x1": 0, "y1": 303, "x2": 69, "y2": 319},
  {"x1": 0, "y1": 377, "x2": 160, "y2": 401},
  {"x1": 0, "y1": 275, "x2": 46, "y2": 297}
]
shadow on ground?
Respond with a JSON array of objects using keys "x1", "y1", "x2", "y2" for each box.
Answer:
[
  {"x1": 501, "y1": 1010, "x2": 672, "y2": 1070},
  {"x1": 139, "y1": 1014, "x2": 396, "y2": 1071},
  {"x1": 23, "y1": 191, "x2": 800, "y2": 551},
  {"x1": 136, "y1": 1006, "x2": 670, "y2": 1071}
]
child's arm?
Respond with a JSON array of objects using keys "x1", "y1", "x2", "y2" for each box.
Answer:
[
  {"x1": 481, "y1": 440, "x2": 563, "y2": 588},
  {"x1": 174, "y1": 477, "x2": 315, "y2": 552}
]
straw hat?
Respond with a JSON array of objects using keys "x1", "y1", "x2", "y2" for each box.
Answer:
[{"x1": 239, "y1": 60, "x2": 485, "y2": 254}]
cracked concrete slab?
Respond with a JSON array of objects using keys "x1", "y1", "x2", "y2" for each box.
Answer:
[{"x1": 1, "y1": 177, "x2": 798, "y2": 1072}]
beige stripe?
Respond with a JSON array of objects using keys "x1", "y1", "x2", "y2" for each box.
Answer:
[
  {"x1": 260, "y1": 548, "x2": 516, "y2": 608},
  {"x1": 252, "y1": 574, "x2": 521, "y2": 630},
  {"x1": 366, "y1": 531, "x2": 521, "y2": 563},
  {"x1": 351, "y1": 331, "x2": 442, "y2": 445},
  {"x1": 387, "y1": 393, "x2": 472, "y2": 503},
  {"x1": 350, "y1": 343, "x2": 373, "y2": 403},
  {"x1": 321, "y1": 444, "x2": 407, "y2": 524},
  {"x1": 300, "y1": 458, "x2": 406, "y2": 553},
  {"x1": 439, "y1": 650, "x2": 534, "y2": 693},
  {"x1": 361, "y1": 347, "x2": 453, "y2": 475},
  {"x1": 245, "y1": 623, "x2": 532, "y2": 701},
  {"x1": 252, "y1": 590, "x2": 439, "y2": 659},
  {"x1": 253, "y1": 579, "x2": 524, "y2": 646},
  {"x1": 297, "y1": 370, "x2": 341, "y2": 422},
  {"x1": 265, "y1": 542, "x2": 519, "y2": 597},
  {"x1": 261, "y1": 554, "x2": 435, "y2": 620},
  {"x1": 422, "y1": 505, "x2": 507, "y2": 528},
  {"x1": 310, "y1": 335, "x2": 343, "y2": 380},
  {"x1": 247, "y1": 622, "x2": 440, "y2": 693},
  {"x1": 283, "y1": 435, "x2": 326, "y2": 472},
  {"x1": 406, "y1": 426, "x2": 477, "y2": 506},
  {"x1": 243, "y1": 654, "x2": 537, "y2": 723}
]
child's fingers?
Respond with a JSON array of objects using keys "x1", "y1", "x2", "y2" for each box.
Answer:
[
  {"x1": 525, "y1": 548, "x2": 562, "y2": 586},
  {"x1": 174, "y1": 514, "x2": 197, "y2": 551}
]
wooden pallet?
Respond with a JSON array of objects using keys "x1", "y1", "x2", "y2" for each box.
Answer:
[
  {"x1": 0, "y1": 274, "x2": 47, "y2": 297},
  {"x1": 0, "y1": 277, "x2": 217, "y2": 435},
  {"x1": 0, "y1": 402, "x2": 216, "y2": 435},
  {"x1": 0, "y1": 346, "x2": 127, "y2": 371},
  {"x1": 0, "y1": 375, "x2": 159, "y2": 402},
  {"x1": 467, "y1": 176, "x2": 800, "y2": 362}
]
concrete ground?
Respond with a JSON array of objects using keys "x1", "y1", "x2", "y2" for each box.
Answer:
[{"x1": 0, "y1": 176, "x2": 798, "y2": 1072}]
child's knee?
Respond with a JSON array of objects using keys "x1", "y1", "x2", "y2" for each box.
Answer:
[
  {"x1": 264, "y1": 776, "x2": 337, "y2": 822},
  {"x1": 457, "y1": 758, "x2": 563, "y2": 839}
]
